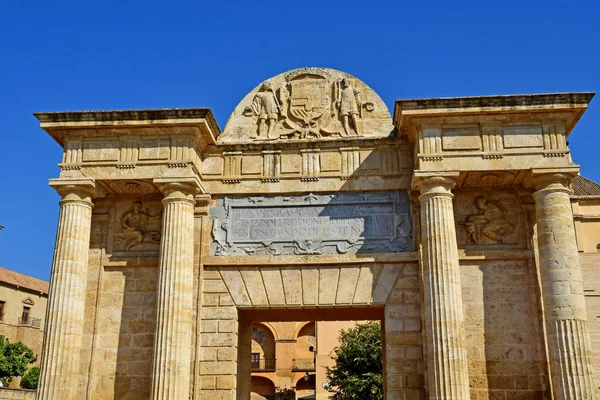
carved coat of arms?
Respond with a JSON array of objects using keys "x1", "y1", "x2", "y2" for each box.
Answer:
[
  {"x1": 232, "y1": 68, "x2": 387, "y2": 141},
  {"x1": 285, "y1": 74, "x2": 333, "y2": 138}
]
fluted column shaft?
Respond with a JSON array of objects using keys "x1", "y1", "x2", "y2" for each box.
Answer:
[
  {"x1": 151, "y1": 182, "x2": 198, "y2": 400},
  {"x1": 37, "y1": 183, "x2": 97, "y2": 400},
  {"x1": 533, "y1": 173, "x2": 597, "y2": 400},
  {"x1": 416, "y1": 176, "x2": 470, "y2": 400}
]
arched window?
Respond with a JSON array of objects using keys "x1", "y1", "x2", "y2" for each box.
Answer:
[
  {"x1": 596, "y1": 243, "x2": 600, "y2": 252},
  {"x1": 251, "y1": 323, "x2": 276, "y2": 371},
  {"x1": 250, "y1": 376, "x2": 276, "y2": 400},
  {"x1": 295, "y1": 375, "x2": 316, "y2": 400},
  {"x1": 294, "y1": 322, "x2": 316, "y2": 371}
]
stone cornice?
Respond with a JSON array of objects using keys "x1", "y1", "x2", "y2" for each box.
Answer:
[
  {"x1": 394, "y1": 92, "x2": 594, "y2": 138},
  {"x1": 34, "y1": 107, "x2": 218, "y2": 129},
  {"x1": 34, "y1": 108, "x2": 220, "y2": 147},
  {"x1": 396, "y1": 92, "x2": 594, "y2": 112}
]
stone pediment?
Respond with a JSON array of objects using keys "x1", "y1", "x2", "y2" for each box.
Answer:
[
  {"x1": 221, "y1": 67, "x2": 394, "y2": 143},
  {"x1": 23, "y1": 297, "x2": 35, "y2": 306}
]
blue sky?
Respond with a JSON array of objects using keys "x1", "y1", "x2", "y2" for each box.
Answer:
[{"x1": 1, "y1": 0, "x2": 599, "y2": 280}]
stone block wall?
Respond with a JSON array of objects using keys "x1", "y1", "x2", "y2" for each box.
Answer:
[
  {"x1": 0, "y1": 388, "x2": 36, "y2": 400},
  {"x1": 197, "y1": 267, "x2": 238, "y2": 400},
  {"x1": 581, "y1": 252, "x2": 600, "y2": 391},
  {"x1": 383, "y1": 263, "x2": 424, "y2": 399},
  {"x1": 198, "y1": 263, "x2": 424, "y2": 399},
  {"x1": 84, "y1": 266, "x2": 157, "y2": 399},
  {"x1": 461, "y1": 259, "x2": 549, "y2": 399}
]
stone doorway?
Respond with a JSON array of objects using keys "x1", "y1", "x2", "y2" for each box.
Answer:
[
  {"x1": 197, "y1": 264, "x2": 423, "y2": 399},
  {"x1": 238, "y1": 308, "x2": 383, "y2": 400}
]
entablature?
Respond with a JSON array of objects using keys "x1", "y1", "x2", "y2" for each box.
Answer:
[
  {"x1": 34, "y1": 108, "x2": 219, "y2": 184},
  {"x1": 200, "y1": 137, "x2": 414, "y2": 194},
  {"x1": 395, "y1": 93, "x2": 594, "y2": 174}
]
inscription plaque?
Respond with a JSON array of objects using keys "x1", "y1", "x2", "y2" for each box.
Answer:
[{"x1": 210, "y1": 192, "x2": 412, "y2": 256}]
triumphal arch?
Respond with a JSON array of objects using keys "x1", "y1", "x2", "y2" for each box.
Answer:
[{"x1": 34, "y1": 68, "x2": 598, "y2": 399}]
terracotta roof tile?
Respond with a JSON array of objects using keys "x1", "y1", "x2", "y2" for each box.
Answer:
[
  {"x1": 0, "y1": 267, "x2": 48, "y2": 294},
  {"x1": 572, "y1": 175, "x2": 600, "y2": 199}
]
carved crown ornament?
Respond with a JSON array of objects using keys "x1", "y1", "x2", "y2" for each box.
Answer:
[{"x1": 220, "y1": 68, "x2": 394, "y2": 143}]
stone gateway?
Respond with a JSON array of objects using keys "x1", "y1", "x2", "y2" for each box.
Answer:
[{"x1": 33, "y1": 67, "x2": 600, "y2": 399}]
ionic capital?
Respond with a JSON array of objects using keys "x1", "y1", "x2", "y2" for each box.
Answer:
[
  {"x1": 412, "y1": 174, "x2": 457, "y2": 201},
  {"x1": 154, "y1": 177, "x2": 202, "y2": 206},
  {"x1": 49, "y1": 178, "x2": 104, "y2": 206}
]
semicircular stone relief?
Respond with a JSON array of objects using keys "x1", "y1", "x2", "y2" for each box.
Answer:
[
  {"x1": 108, "y1": 180, "x2": 159, "y2": 195},
  {"x1": 221, "y1": 67, "x2": 394, "y2": 143},
  {"x1": 464, "y1": 171, "x2": 516, "y2": 188}
]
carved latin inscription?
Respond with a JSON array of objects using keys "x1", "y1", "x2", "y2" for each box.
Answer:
[{"x1": 210, "y1": 192, "x2": 412, "y2": 256}]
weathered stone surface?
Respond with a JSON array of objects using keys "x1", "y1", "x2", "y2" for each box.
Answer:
[
  {"x1": 210, "y1": 191, "x2": 412, "y2": 256},
  {"x1": 34, "y1": 68, "x2": 599, "y2": 400},
  {"x1": 532, "y1": 173, "x2": 597, "y2": 400},
  {"x1": 414, "y1": 176, "x2": 470, "y2": 399},
  {"x1": 221, "y1": 67, "x2": 393, "y2": 142},
  {"x1": 37, "y1": 180, "x2": 101, "y2": 400}
]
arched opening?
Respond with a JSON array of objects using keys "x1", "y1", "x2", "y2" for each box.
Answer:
[
  {"x1": 596, "y1": 243, "x2": 600, "y2": 252},
  {"x1": 251, "y1": 323, "x2": 276, "y2": 371},
  {"x1": 293, "y1": 322, "x2": 316, "y2": 371},
  {"x1": 250, "y1": 376, "x2": 276, "y2": 400},
  {"x1": 296, "y1": 375, "x2": 316, "y2": 400}
]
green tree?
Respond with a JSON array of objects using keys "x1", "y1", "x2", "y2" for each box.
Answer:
[
  {"x1": 0, "y1": 335, "x2": 37, "y2": 386},
  {"x1": 21, "y1": 366, "x2": 40, "y2": 390},
  {"x1": 325, "y1": 322, "x2": 383, "y2": 400}
]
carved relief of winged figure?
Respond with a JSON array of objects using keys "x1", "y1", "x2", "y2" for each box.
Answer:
[
  {"x1": 461, "y1": 197, "x2": 516, "y2": 244},
  {"x1": 116, "y1": 201, "x2": 162, "y2": 250}
]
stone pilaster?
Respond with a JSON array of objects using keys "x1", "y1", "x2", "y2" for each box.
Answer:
[
  {"x1": 150, "y1": 180, "x2": 200, "y2": 400},
  {"x1": 414, "y1": 176, "x2": 470, "y2": 399},
  {"x1": 37, "y1": 179, "x2": 100, "y2": 400},
  {"x1": 532, "y1": 173, "x2": 598, "y2": 400}
]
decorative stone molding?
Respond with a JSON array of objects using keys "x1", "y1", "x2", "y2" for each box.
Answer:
[
  {"x1": 194, "y1": 194, "x2": 212, "y2": 217},
  {"x1": 300, "y1": 149, "x2": 320, "y2": 181},
  {"x1": 222, "y1": 151, "x2": 242, "y2": 183},
  {"x1": 262, "y1": 150, "x2": 281, "y2": 182},
  {"x1": 339, "y1": 147, "x2": 359, "y2": 179}
]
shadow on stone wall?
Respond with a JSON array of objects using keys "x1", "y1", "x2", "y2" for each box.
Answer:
[
  {"x1": 209, "y1": 145, "x2": 414, "y2": 257},
  {"x1": 112, "y1": 266, "x2": 157, "y2": 399},
  {"x1": 474, "y1": 260, "x2": 550, "y2": 398}
]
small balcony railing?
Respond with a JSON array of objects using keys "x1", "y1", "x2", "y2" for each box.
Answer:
[
  {"x1": 18, "y1": 317, "x2": 41, "y2": 328},
  {"x1": 292, "y1": 358, "x2": 315, "y2": 371},
  {"x1": 251, "y1": 358, "x2": 276, "y2": 371}
]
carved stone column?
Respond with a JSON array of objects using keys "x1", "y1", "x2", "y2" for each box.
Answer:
[
  {"x1": 151, "y1": 180, "x2": 200, "y2": 400},
  {"x1": 532, "y1": 173, "x2": 598, "y2": 400},
  {"x1": 414, "y1": 176, "x2": 470, "y2": 399},
  {"x1": 37, "y1": 179, "x2": 100, "y2": 400}
]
